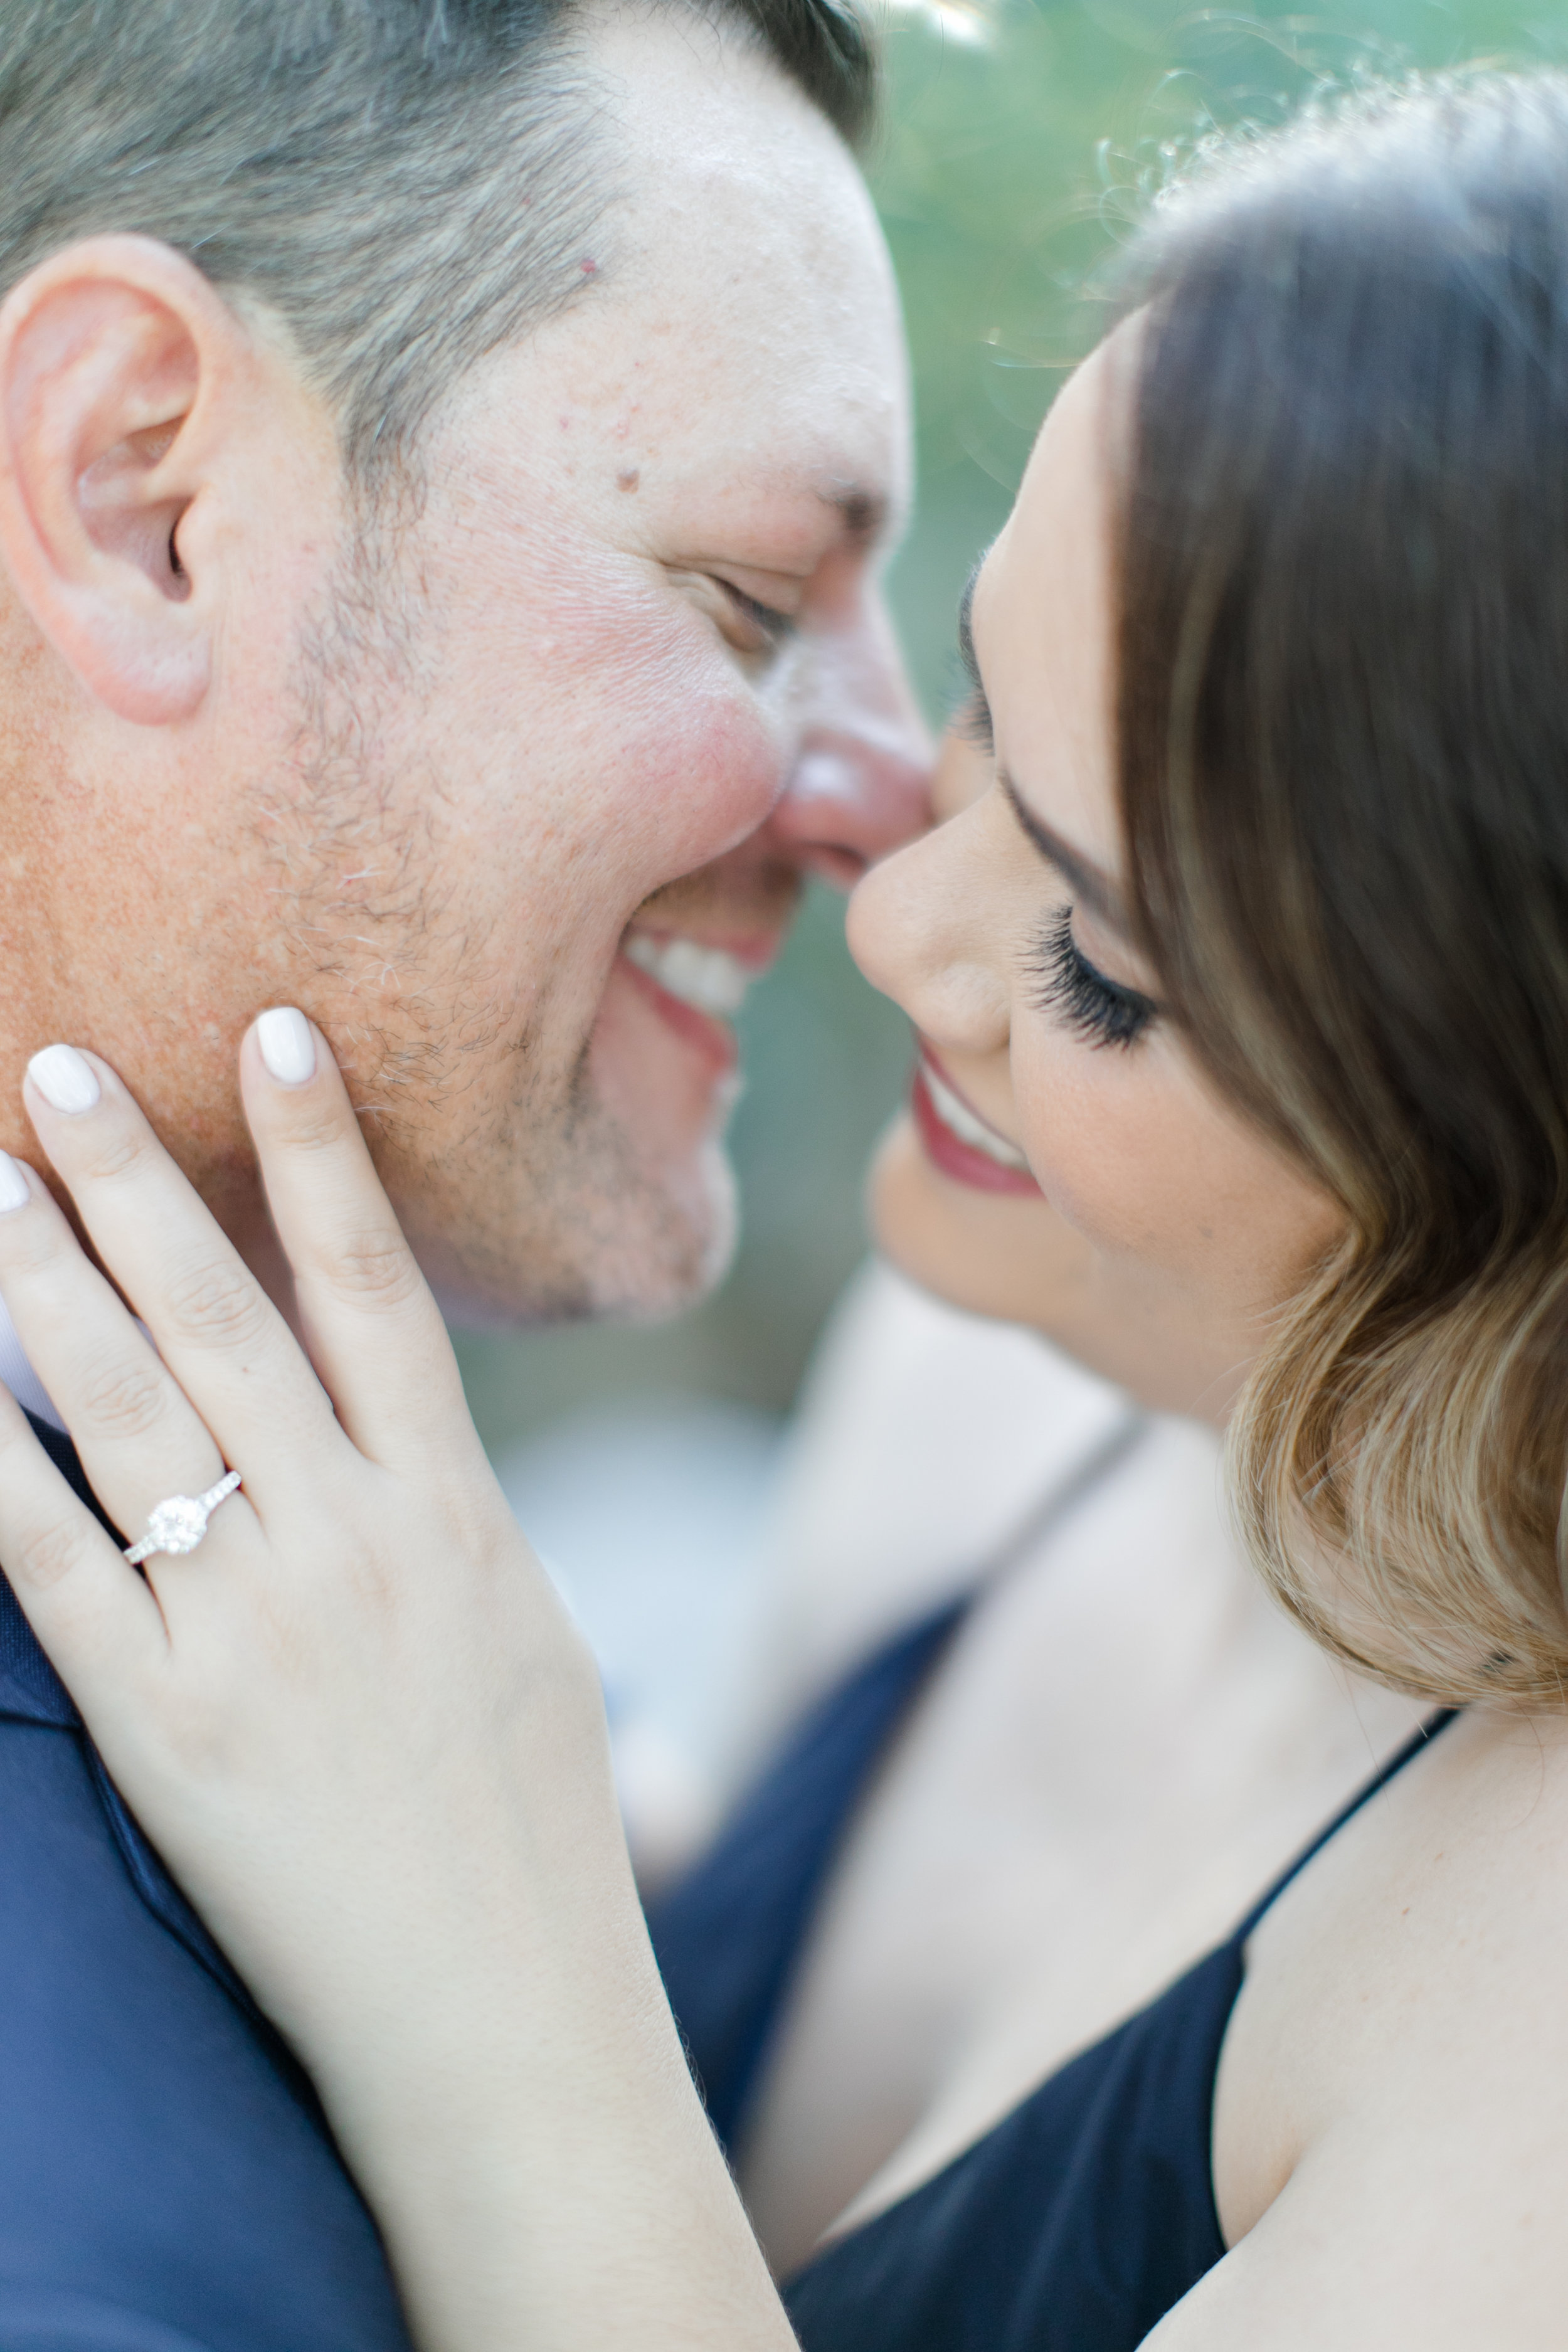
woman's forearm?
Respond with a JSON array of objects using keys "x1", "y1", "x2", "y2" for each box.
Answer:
[{"x1": 268, "y1": 1653, "x2": 797, "y2": 2352}]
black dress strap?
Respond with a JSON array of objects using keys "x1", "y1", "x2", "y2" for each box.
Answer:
[
  {"x1": 1234, "y1": 1707, "x2": 1459, "y2": 1943},
  {"x1": 647, "y1": 1409, "x2": 1152, "y2": 2149},
  {"x1": 648, "y1": 1595, "x2": 968, "y2": 2151},
  {"x1": 779, "y1": 1702, "x2": 1463, "y2": 2352}
]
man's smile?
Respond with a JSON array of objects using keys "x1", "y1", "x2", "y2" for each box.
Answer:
[
  {"x1": 613, "y1": 923, "x2": 787, "y2": 1075},
  {"x1": 622, "y1": 930, "x2": 766, "y2": 1019}
]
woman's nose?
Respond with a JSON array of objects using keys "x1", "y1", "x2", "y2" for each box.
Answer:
[
  {"x1": 845, "y1": 797, "x2": 1013, "y2": 1056},
  {"x1": 765, "y1": 598, "x2": 933, "y2": 889}
]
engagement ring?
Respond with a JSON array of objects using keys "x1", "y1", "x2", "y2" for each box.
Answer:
[{"x1": 124, "y1": 1471, "x2": 243, "y2": 1566}]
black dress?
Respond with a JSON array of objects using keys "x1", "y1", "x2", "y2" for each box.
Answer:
[{"x1": 647, "y1": 1595, "x2": 1453, "y2": 2350}]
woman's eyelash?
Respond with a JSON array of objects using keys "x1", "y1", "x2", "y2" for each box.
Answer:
[{"x1": 1032, "y1": 906, "x2": 1155, "y2": 1051}]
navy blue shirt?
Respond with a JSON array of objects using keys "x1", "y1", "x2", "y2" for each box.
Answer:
[{"x1": 0, "y1": 1415, "x2": 413, "y2": 2352}]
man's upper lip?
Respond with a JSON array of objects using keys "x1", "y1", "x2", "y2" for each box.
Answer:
[
  {"x1": 918, "y1": 1043, "x2": 1025, "y2": 1156},
  {"x1": 623, "y1": 924, "x2": 785, "y2": 973}
]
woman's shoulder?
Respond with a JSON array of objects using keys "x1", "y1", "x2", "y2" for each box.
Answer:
[{"x1": 1210, "y1": 1705, "x2": 1568, "y2": 2323}]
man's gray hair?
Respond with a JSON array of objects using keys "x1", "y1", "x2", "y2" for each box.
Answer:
[{"x1": 0, "y1": 0, "x2": 874, "y2": 477}]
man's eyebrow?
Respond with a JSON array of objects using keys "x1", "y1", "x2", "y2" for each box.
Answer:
[
  {"x1": 999, "y1": 770, "x2": 1131, "y2": 940},
  {"x1": 820, "y1": 484, "x2": 889, "y2": 542}
]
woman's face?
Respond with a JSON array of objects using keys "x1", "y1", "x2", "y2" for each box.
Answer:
[{"x1": 849, "y1": 337, "x2": 1343, "y2": 1422}]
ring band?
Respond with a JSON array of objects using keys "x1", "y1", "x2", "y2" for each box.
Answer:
[{"x1": 124, "y1": 1471, "x2": 243, "y2": 1566}]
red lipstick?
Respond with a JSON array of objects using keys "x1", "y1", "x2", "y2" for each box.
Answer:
[{"x1": 909, "y1": 1054, "x2": 1041, "y2": 1197}]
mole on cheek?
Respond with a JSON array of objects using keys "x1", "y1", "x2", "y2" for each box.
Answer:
[{"x1": 617, "y1": 468, "x2": 641, "y2": 492}]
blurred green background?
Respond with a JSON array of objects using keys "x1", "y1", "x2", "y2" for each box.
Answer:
[{"x1": 457, "y1": 0, "x2": 1562, "y2": 1457}]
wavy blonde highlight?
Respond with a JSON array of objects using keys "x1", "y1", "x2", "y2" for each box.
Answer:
[{"x1": 1115, "y1": 70, "x2": 1568, "y2": 1709}]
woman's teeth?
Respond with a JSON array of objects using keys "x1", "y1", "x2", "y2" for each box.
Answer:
[
  {"x1": 922, "y1": 1059, "x2": 1031, "y2": 1172},
  {"x1": 623, "y1": 932, "x2": 754, "y2": 1019}
]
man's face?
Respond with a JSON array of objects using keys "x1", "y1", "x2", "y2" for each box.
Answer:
[{"x1": 4, "y1": 15, "x2": 927, "y2": 1323}]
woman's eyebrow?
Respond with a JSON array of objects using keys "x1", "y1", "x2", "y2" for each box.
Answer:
[
  {"x1": 959, "y1": 559, "x2": 1133, "y2": 943},
  {"x1": 956, "y1": 561, "x2": 992, "y2": 719},
  {"x1": 999, "y1": 771, "x2": 1131, "y2": 940}
]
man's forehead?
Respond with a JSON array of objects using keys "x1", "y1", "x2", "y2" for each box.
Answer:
[
  {"x1": 597, "y1": 313, "x2": 908, "y2": 542},
  {"x1": 448, "y1": 16, "x2": 912, "y2": 537},
  {"x1": 592, "y1": 17, "x2": 900, "y2": 350}
]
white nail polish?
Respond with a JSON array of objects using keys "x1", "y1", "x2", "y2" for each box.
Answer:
[
  {"x1": 257, "y1": 1007, "x2": 316, "y2": 1087},
  {"x1": 0, "y1": 1152, "x2": 30, "y2": 1212},
  {"x1": 28, "y1": 1044, "x2": 101, "y2": 1115}
]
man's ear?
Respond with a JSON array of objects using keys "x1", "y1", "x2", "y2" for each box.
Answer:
[{"x1": 0, "y1": 235, "x2": 255, "y2": 726}]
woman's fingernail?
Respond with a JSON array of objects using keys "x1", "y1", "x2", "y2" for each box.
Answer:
[
  {"x1": 0, "y1": 1152, "x2": 31, "y2": 1212},
  {"x1": 257, "y1": 1007, "x2": 316, "y2": 1088},
  {"x1": 28, "y1": 1044, "x2": 101, "y2": 1115}
]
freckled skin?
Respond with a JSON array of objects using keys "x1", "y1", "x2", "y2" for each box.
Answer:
[{"x1": 0, "y1": 16, "x2": 926, "y2": 1324}]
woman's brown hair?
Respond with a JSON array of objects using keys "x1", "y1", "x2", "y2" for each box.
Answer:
[{"x1": 1116, "y1": 73, "x2": 1568, "y2": 1705}]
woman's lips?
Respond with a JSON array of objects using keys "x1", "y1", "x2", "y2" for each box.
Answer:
[{"x1": 909, "y1": 1051, "x2": 1042, "y2": 1197}]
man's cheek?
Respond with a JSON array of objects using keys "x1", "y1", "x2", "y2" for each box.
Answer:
[
  {"x1": 608, "y1": 687, "x2": 784, "y2": 879},
  {"x1": 585, "y1": 969, "x2": 743, "y2": 1298}
]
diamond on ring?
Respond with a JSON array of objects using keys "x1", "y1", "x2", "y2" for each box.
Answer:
[{"x1": 124, "y1": 1470, "x2": 243, "y2": 1567}]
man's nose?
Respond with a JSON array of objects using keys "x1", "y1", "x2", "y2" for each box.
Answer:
[{"x1": 765, "y1": 598, "x2": 933, "y2": 890}]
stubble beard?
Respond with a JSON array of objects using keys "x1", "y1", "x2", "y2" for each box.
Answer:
[{"x1": 255, "y1": 509, "x2": 741, "y2": 1331}]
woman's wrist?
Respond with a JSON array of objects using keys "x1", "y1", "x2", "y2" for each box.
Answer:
[
  {"x1": 207, "y1": 1627, "x2": 789, "y2": 2350},
  {"x1": 310, "y1": 1818, "x2": 793, "y2": 2351}
]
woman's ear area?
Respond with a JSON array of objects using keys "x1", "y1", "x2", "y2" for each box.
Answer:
[{"x1": 0, "y1": 234, "x2": 264, "y2": 726}]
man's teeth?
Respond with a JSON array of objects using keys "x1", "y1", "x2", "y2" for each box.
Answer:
[
  {"x1": 923, "y1": 1061, "x2": 1032, "y2": 1172},
  {"x1": 624, "y1": 932, "x2": 754, "y2": 1018}
]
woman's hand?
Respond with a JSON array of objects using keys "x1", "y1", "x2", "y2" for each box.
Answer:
[{"x1": 0, "y1": 1018, "x2": 792, "y2": 2352}]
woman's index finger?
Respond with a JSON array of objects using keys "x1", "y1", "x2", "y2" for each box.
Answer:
[{"x1": 241, "y1": 1014, "x2": 474, "y2": 1468}]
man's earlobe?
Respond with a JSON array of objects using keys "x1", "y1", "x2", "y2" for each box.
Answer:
[{"x1": 0, "y1": 236, "x2": 245, "y2": 726}]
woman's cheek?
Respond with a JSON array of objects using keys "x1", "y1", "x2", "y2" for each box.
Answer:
[
  {"x1": 1017, "y1": 1027, "x2": 1345, "y2": 1323},
  {"x1": 1010, "y1": 1033, "x2": 1190, "y2": 1270}
]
